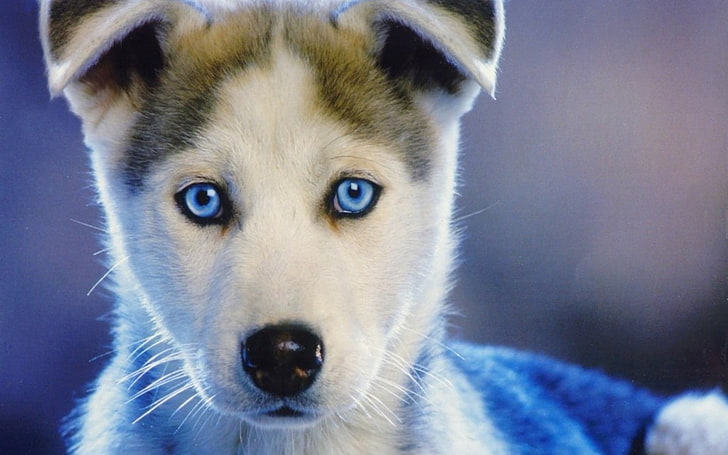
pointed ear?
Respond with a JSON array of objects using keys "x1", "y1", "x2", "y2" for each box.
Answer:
[
  {"x1": 334, "y1": 0, "x2": 505, "y2": 98},
  {"x1": 40, "y1": 0, "x2": 176, "y2": 97}
]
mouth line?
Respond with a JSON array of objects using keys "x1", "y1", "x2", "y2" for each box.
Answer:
[
  {"x1": 266, "y1": 405, "x2": 305, "y2": 418},
  {"x1": 245, "y1": 404, "x2": 324, "y2": 428}
]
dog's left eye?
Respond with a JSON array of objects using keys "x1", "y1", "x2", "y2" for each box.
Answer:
[
  {"x1": 331, "y1": 178, "x2": 381, "y2": 218},
  {"x1": 175, "y1": 182, "x2": 230, "y2": 225}
]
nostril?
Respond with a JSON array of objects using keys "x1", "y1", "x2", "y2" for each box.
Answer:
[{"x1": 242, "y1": 325, "x2": 324, "y2": 397}]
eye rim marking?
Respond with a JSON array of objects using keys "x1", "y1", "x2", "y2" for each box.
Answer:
[
  {"x1": 174, "y1": 181, "x2": 232, "y2": 226},
  {"x1": 329, "y1": 177, "x2": 382, "y2": 219}
]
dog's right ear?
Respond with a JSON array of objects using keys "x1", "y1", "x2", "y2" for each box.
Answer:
[{"x1": 40, "y1": 0, "x2": 186, "y2": 127}]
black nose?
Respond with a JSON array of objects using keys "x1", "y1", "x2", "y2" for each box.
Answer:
[{"x1": 242, "y1": 325, "x2": 324, "y2": 397}]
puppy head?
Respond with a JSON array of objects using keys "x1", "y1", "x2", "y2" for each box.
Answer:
[{"x1": 42, "y1": 0, "x2": 504, "y2": 428}]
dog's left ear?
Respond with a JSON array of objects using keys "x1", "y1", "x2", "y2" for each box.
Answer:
[{"x1": 334, "y1": 0, "x2": 505, "y2": 98}]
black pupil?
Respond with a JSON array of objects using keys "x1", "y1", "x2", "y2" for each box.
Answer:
[
  {"x1": 196, "y1": 188, "x2": 211, "y2": 206},
  {"x1": 347, "y1": 182, "x2": 361, "y2": 199}
]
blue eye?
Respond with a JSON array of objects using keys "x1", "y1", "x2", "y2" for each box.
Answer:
[
  {"x1": 175, "y1": 182, "x2": 229, "y2": 225},
  {"x1": 332, "y1": 178, "x2": 380, "y2": 217}
]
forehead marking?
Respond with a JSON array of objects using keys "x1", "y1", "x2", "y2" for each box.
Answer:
[
  {"x1": 283, "y1": 16, "x2": 434, "y2": 181},
  {"x1": 123, "y1": 11, "x2": 274, "y2": 189},
  {"x1": 123, "y1": 9, "x2": 434, "y2": 189}
]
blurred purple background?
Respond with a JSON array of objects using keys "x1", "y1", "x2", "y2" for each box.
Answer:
[{"x1": 1, "y1": 1, "x2": 726, "y2": 453}]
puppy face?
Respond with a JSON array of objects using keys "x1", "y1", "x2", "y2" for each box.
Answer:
[
  {"x1": 115, "y1": 13, "x2": 450, "y2": 426},
  {"x1": 41, "y1": 0, "x2": 504, "y2": 428}
]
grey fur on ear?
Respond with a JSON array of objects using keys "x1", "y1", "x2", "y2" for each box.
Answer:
[
  {"x1": 333, "y1": 0, "x2": 505, "y2": 97},
  {"x1": 40, "y1": 0, "x2": 171, "y2": 97}
]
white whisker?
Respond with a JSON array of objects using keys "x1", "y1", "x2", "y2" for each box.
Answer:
[
  {"x1": 127, "y1": 333, "x2": 167, "y2": 363},
  {"x1": 359, "y1": 393, "x2": 399, "y2": 427},
  {"x1": 190, "y1": 393, "x2": 219, "y2": 438},
  {"x1": 171, "y1": 392, "x2": 199, "y2": 419},
  {"x1": 174, "y1": 395, "x2": 209, "y2": 434},
  {"x1": 127, "y1": 370, "x2": 187, "y2": 403},
  {"x1": 121, "y1": 349, "x2": 186, "y2": 386},
  {"x1": 452, "y1": 200, "x2": 501, "y2": 223},
  {"x1": 92, "y1": 246, "x2": 113, "y2": 256},
  {"x1": 87, "y1": 255, "x2": 129, "y2": 296},
  {"x1": 132, "y1": 382, "x2": 196, "y2": 425},
  {"x1": 70, "y1": 218, "x2": 108, "y2": 233},
  {"x1": 371, "y1": 375, "x2": 430, "y2": 406},
  {"x1": 380, "y1": 348, "x2": 454, "y2": 400},
  {"x1": 398, "y1": 325, "x2": 464, "y2": 359},
  {"x1": 380, "y1": 351, "x2": 422, "y2": 389},
  {"x1": 87, "y1": 349, "x2": 115, "y2": 364}
]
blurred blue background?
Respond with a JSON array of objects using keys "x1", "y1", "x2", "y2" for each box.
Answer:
[{"x1": 1, "y1": 1, "x2": 726, "y2": 453}]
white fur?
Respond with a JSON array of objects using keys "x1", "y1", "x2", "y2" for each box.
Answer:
[
  {"x1": 646, "y1": 391, "x2": 728, "y2": 455},
  {"x1": 68, "y1": 35, "x2": 503, "y2": 454}
]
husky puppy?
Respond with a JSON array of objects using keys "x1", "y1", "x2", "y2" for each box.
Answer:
[{"x1": 41, "y1": 0, "x2": 728, "y2": 453}]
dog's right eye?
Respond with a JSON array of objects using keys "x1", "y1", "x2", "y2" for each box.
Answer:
[{"x1": 175, "y1": 182, "x2": 231, "y2": 226}]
